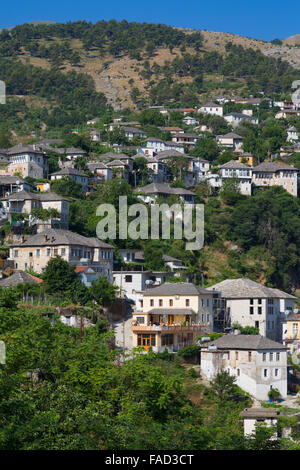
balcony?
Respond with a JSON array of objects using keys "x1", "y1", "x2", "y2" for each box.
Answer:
[{"x1": 131, "y1": 323, "x2": 204, "y2": 333}]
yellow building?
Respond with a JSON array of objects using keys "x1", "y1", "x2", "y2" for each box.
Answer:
[
  {"x1": 237, "y1": 153, "x2": 257, "y2": 167},
  {"x1": 283, "y1": 314, "x2": 300, "y2": 354},
  {"x1": 131, "y1": 282, "x2": 220, "y2": 352}
]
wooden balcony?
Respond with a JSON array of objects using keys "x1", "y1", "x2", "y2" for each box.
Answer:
[{"x1": 131, "y1": 323, "x2": 205, "y2": 333}]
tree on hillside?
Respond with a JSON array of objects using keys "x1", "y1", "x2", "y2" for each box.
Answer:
[
  {"x1": 90, "y1": 275, "x2": 118, "y2": 307},
  {"x1": 209, "y1": 370, "x2": 237, "y2": 401}
]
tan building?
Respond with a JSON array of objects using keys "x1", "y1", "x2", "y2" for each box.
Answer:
[
  {"x1": 283, "y1": 314, "x2": 300, "y2": 355},
  {"x1": 1, "y1": 144, "x2": 49, "y2": 179},
  {"x1": 131, "y1": 282, "x2": 220, "y2": 352},
  {"x1": 9, "y1": 228, "x2": 114, "y2": 280},
  {"x1": 252, "y1": 162, "x2": 298, "y2": 196},
  {"x1": 1, "y1": 190, "x2": 70, "y2": 229}
]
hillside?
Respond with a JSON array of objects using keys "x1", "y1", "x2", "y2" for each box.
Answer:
[{"x1": 0, "y1": 20, "x2": 299, "y2": 112}]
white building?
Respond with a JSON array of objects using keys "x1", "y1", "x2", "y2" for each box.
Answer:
[
  {"x1": 199, "y1": 102, "x2": 223, "y2": 117},
  {"x1": 200, "y1": 334, "x2": 288, "y2": 400},
  {"x1": 224, "y1": 113, "x2": 258, "y2": 128},
  {"x1": 208, "y1": 278, "x2": 296, "y2": 341},
  {"x1": 219, "y1": 160, "x2": 252, "y2": 195},
  {"x1": 251, "y1": 162, "x2": 299, "y2": 197},
  {"x1": 113, "y1": 270, "x2": 171, "y2": 306},
  {"x1": 287, "y1": 126, "x2": 299, "y2": 142}
]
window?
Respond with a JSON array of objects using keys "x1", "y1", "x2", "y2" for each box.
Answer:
[
  {"x1": 29, "y1": 252, "x2": 33, "y2": 257},
  {"x1": 237, "y1": 369, "x2": 240, "y2": 376},
  {"x1": 162, "y1": 334, "x2": 174, "y2": 346},
  {"x1": 250, "y1": 306, "x2": 254, "y2": 315},
  {"x1": 264, "y1": 369, "x2": 268, "y2": 377},
  {"x1": 61, "y1": 248, "x2": 66, "y2": 256},
  {"x1": 186, "y1": 299, "x2": 190, "y2": 307},
  {"x1": 159, "y1": 299, "x2": 163, "y2": 307},
  {"x1": 258, "y1": 298, "x2": 262, "y2": 304},
  {"x1": 250, "y1": 299, "x2": 254, "y2": 305},
  {"x1": 207, "y1": 299, "x2": 210, "y2": 307},
  {"x1": 276, "y1": 352, "x2": 280, "y2": 361},
  {"x1": 270, "y1": 353, "x2": 273, "y2": 362},
  {"x1": 150, "y1": 299, "x2": 154, "y2": 307},
  {"x1": 235, "y1": 351, "x2": 239, "y2": 360},
  {"x1": 136, "y1": 317, "x2": 145, "y2": 324},
  {"x1": 263, "y1": 353, "x2": 266, "y2": 362},
  {"x1": 248, "y1": 352, "x2": 252, "y2": 361},
  {"x1": 47, "y1": 248, "x2": 51, "y2": 256},
  {"x1": 36, "y1": 249, "x2": 40, "y2": 257},
  {"x1": 54, "y1": 249, "x2": 58, "y2": 256},
  {"x1": 169, "y1": 299, "x2": 173, "y2": 307},
  {"x1": 14, "y1": 250, "x2": 18, "y2": 257},
  {"x1": 125, "y1": 275, "x2": 132, "y2": 283},
  {"x1": 275, "y1": 369, "x2": 278, "y2": 377},
  {"x1": 258, "y1": 306, "x2": 262, "y2": 315},
  {"x1": 201, "y1": 314, "x2": 205, "y2": 323},
  {"x1": 140, "y1": 300, "x2": 143, "y2": 308}
]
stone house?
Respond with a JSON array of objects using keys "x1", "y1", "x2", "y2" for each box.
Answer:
[
  {"x1": 9, "y1": 228, "x2": 114, "y2": 281},
  {"x1": 208, "y1": 278, "x2": 296, "y2": 341},
  {"x1": 219, "y1": 160, "x2": 252, "y2": 195},
  {"x1": 0, "y1": 144, "x2": 49, "y2": 179},
  {"x1": 1, "y1": 190, "x2": 70, "y2": 229},
  {"x1": 200, "y1": 334, "x2": 288, "y2": 400},
  {"x1": 251, "y1": 162, "x2": 299, "y2": 197},
  {"x1": 50, "y1": 168, "x2": 89, "y2": 193}
]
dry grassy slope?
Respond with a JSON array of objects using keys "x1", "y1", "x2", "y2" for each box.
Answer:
[{"x1": 16, "y1": 29, "x2": 300, "y2": 109}]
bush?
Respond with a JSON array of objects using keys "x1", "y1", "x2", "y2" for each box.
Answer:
[{"x1": 177, "y1": 344, "x2": 200, "y2": 358}]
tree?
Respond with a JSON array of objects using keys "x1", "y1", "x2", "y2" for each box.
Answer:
[
  {"x1": 209, "y1": 370, "x2": 237, "y2": 401},
  {"x1": 190, "y1": 137, "x2": 219, "y2": 162},
  {"x1": 51, "y1": 176, "x2": 84, "y2": 199},
  {"x1": 42, "y1": 256, "x2": 90, "y2": 304},
  {"x1": 90, "y1": 275, "x2": 118, "y2": 307},
  {"x1": 220, "y1": 177, "x2": 242, "y2": 205}
]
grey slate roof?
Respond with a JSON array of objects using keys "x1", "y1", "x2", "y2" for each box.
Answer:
[
  {"x1": 240, "y1": 408, "x2": 280, "y2": 418},
  {"x1": 219, "y1": 160, "x2": 249, "y2": 169},
  {"x1": 1, "y1": 190, "x2": 69, "y2": 202},
  {"x1": 201, "y1": 334, "x2": 286, "y2": 351},
  {"x1": 0, "y1": 271, "x2": 42, "y2": 286},
  {"x1": 6, "y1": 144, "x2": 47, "y2": 156},
  {"x1": 0, "y1": 176, "x2": 26, "y2": 185},
  {"x1": 218, "y1": 132, "x2": 243, "y2": 139},
  {"x1": 208, "y1": 278, "x2": 296, "y2": 299},
  {"x1": 136, "y1": 183, "x2": 194, "y2": 196},
  {"x1": 50, "y1": 168, "x2": 88, "y2": 177},
  {"x1": 144, "y1": 282, "x2": 213, "y2": 296},
  {"x1": 10, "y1": 228, "x2": 113, "y2": 249},
  {"x1": 252, "y1": 162, "x2": 298, "y2": 173},
  {"x1": 156, "y1": 150, "x2": 185, "y2": 159}
]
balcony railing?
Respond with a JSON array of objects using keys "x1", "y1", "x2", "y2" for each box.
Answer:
[{"x1": 131, "y1": 323, "x2": 204, "y2": 332}]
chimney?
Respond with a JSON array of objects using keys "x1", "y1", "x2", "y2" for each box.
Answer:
[{"x1": 43, "y1": 234, "x2": 47, "y2": 243}]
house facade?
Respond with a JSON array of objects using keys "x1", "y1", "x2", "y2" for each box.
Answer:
[
  {"x1": 0, "y1": 144, "x2": 49, "y2": 179},
  {"x1": 199, "y1": 102, "x2": 223, "y2": 117},
  {"x1": 208, "y1": 278, "x2": 296, "y2": 341},
  {"x1": 251, "y1": 162, "x2": 298, "y2": 197},
  {"x1": 50, "y1": 168, "x2": 89, "y2": 193},
  {"x1": 219, "y1": 160, "x2": 252, "y2": 195},
  {"x1": 131, "y1": 282, "x2": 218, "y2": 352},
  {"x1": 200, "y1": 334, "x2": 288, "y2": 400},
  {"x1": 1, "y1": 190, "x2": 70, "y2": 230},
  {"x1": 9, "y1": 228, "x2": 114, "y2": 280}
]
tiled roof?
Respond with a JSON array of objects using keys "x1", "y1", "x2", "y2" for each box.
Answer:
[
  {"x1": 1, "y1": 190, "x2": 69, "y2": 202},
  {"x1": 50, "y1": 168, "x2": 88, "y2": 177},
  {"x1": 201, "y1": 334, "x2": 286, "y2": 351},
  {"x1": 143, "y1": 282, "x2": 213, "y2": 296},
  {"x1": 208, "y1": 278, "x2": 296, "y2": 299},
  {"x1": 10, "y1": 228, "x2": 114, "y2": 249},
  {"x1": 252, "y1": 162, "x2": 298, "y2": 172},
  {"x1": 0, "y1": 271, "x2": 43, "y2": 286}
]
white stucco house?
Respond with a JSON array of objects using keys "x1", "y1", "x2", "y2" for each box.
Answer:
[{"x1": 199, "y1": 102, "x2": 224, "y2": 117}]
